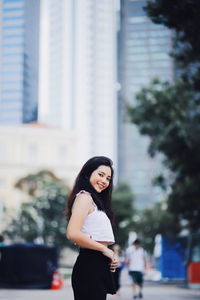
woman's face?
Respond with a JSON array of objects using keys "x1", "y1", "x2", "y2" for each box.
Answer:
[{"x1": 89, "y1": 165, "x2": 112, "y2": 193}]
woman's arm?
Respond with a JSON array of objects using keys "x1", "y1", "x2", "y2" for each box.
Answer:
[{"x1": 66, "y1": 193, "x2": 114, "y2": 260}]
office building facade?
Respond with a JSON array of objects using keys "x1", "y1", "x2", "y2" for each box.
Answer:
[
  {"x1": 118, "y1": 0, "x2": 174, "y2": 208},
  {"x1": 39, "y1": 0, "x2": 118, "y2": 165},
  {"x1": 0, "y1": 0, "x2": 40, "y2": 124}
]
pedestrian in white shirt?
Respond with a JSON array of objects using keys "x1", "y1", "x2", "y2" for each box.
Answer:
[{"x1": 126, "y1": 239, "x2": 147, "y2": 299}]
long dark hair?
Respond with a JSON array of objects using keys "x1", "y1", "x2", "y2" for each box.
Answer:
[{"x1": 67, "y1": 156, "x2": 114, "y2": 223}]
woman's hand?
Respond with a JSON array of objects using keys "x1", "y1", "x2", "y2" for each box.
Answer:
[
  {"x1": 101, "y1": 247, "x2": 119, "y2": 272},
  {"x1": 101, "y1": 246, "x2": 115, "y2": 260},
  {"x1": 110, "y1": 259, "x2": 119, "y2": 272}
]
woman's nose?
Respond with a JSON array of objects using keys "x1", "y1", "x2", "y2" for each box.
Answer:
[{"x1": 101, "y1": 177, "x2": 107, "y2": 184}]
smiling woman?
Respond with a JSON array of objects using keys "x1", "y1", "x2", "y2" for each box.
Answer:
[
  {"x1": 66, "y1": 156, "x2": 118, "y2": 300},
  {"x1": 89, "y1": 165, "x2": 111, "y2": 193}
]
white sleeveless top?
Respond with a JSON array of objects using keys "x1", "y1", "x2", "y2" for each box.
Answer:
[{"x1": 76, "y1": 190, "x2": 115, "y2": 245}]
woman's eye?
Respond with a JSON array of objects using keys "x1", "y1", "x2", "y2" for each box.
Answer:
[{"x1": 98, "y1": 173, "x2": 103, "y2": 177}]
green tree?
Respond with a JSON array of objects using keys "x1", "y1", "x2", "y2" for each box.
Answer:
[
  {"x1": 128, "y1": 79, "x2": 200, "y2": 232},
  {"x1": 127, "y1": 0, "x2": 200, "y2": 234},
  {"x1": 112, "y1": 183, "x2": 135, "y2": 247},
  {"x1": 133, "y1": 201, "x2": 180, "y2": 253},
  {"x1": 4, "y1": 170, "x2": 69, "y2": 249}
]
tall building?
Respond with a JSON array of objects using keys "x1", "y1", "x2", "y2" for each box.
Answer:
[
  {"x1": 118, "y1": 0, "x2": 174, "y2": 208},
  {"x1": 39, "y1": 0, "x2": 118, "y2": 165},
  {"x1": 0, "y1": 0, "x2": 40, "y2": 124}
]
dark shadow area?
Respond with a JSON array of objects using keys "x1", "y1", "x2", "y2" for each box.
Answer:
[{"x1": 0, "y1": 243, "x2": 58, "y2": 289}]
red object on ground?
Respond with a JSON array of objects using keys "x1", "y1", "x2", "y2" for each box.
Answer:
[
  {"x1": 51, "y1": 272, "x2": 63, "y2": 290},
  {"x1": 188, "y1": 262, "x2": 200, "y2": 283}
]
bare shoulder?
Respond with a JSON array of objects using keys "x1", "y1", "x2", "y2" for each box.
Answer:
[
  {"x1": 73, "y1": 190, "x2": 93, "y2": 210},
  {"x1": 76, "y1": 190, "x2": 91, "y2": 197}
]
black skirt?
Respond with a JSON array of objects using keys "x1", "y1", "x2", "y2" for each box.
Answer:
[{"x1": 72, "y1": 248, "x2": 116, "y2": 300}]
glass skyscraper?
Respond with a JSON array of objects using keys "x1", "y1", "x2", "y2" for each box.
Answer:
[
  {"x1": 118, "y1": 0, "x2": 174, "y2": 208},
  {"x1": 0, "y1": 0, "x2": 40, "y2": 124}
]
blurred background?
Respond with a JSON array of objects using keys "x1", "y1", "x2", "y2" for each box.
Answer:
[{"x1": 0, "y1": 0, "x2": 200, "y2": 291}]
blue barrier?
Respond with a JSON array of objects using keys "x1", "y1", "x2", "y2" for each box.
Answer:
[{"x1": 160, "y1": 237, "x2": 186, "y2": 279}]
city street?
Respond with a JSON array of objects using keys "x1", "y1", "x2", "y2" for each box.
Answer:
[
  {"x1": 0, "y1": 269, "x2": 199, "y2": 300},
  {"x1": 0, "y1": 282, "x2": 199, "y2": 300}
]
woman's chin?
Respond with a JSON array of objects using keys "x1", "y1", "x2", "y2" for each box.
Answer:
[{"x1": 94, "y1": 186, "x2": 102, "y2": 193}]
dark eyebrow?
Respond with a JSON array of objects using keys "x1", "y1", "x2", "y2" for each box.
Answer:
[{"x1": 99, "y1": 171, "x2": 111, "y2": 178}]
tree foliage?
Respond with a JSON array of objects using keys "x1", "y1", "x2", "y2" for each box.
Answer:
[
  {"x1": 132, "y1": 201, "x2": 181, "y2": 253},
  {"x1": 112, "y1": 183, "x2": 135, "y2": 247},
  {"x1": 5, "y1": 171, "x2": 137, "y2": 249},
  {"x1": 127, "y1": 0, "x2": 200, "y2": 233},
  {"x1": 128, "y1": 79, "x2": 200, "y2": 232},
  {"x1": 4, "y1": 170, "x2": 69, "y2": 249}
]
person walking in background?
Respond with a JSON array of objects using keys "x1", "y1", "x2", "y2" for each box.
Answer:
[
  {"x1": 126, "y1": 239, "x2": 147, "y2": 299},
  {"x1": 112, "y1": 244, "x2": 124, "y2": 295},
  {"x1": 66, "y1": 156, "x2": 119, "y2": 300}
]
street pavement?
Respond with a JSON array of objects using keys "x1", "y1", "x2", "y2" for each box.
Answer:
[{"x1": 0, "y1": 269, "x2": 199, "y2": 300}]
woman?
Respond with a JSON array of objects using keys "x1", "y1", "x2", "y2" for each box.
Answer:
[{"x1": 67, "y1": 156, "x2": 118, "y2": 300}]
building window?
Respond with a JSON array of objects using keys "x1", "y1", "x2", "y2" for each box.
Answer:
[
  {"x1": 28, "y1": 143, "x2": 38, "y2": 163},
  {"x1": 128, "y1": 16, "x2": 148, "y2": 24},
  {"x1": 0, "y1": 141, "x2": 7, "y2": 162},
  {"x1": 57, "y1": 145, "x2": 67, "y2": 163}
]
